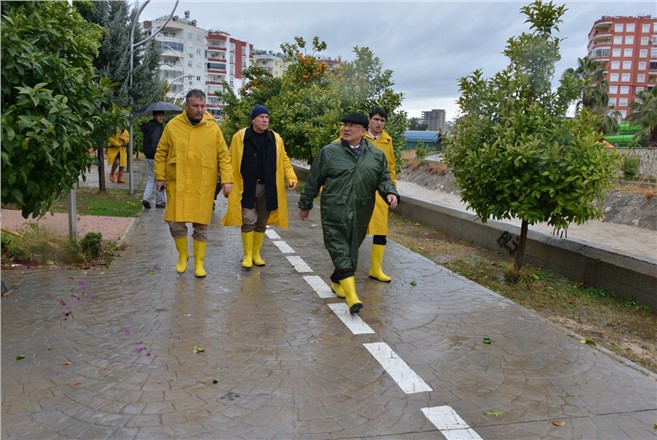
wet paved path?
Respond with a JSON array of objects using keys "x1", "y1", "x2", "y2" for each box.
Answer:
[{"x1": 2, "y1": 193, "x2": 656, "y2": 439}]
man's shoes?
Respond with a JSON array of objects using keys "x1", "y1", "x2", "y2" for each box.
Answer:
[
  {"x1": 156, "y1": 203, "x2": 166, "y2": 208},
  {"x1": 142, "y1": 200, "x2": 151, "y2": 209}
]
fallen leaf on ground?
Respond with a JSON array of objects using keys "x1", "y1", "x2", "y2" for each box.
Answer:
[
  {"x1": 192, "y1": 345, "x2": 205, "y2": 354},
  {"x1": 483, "y1": 337, "x2": 492, "y2": 344},
  {"x1": 550, "y1": 419, "x2": 566, "y2": 427},
  {"x1": 579, "y1": 337, "x2": 597, "y2": 346},
  {"x1": 483, "y1": 410, "x2": 504, "y2": 416},
  {"x1": 16, "y1": 355, "x2": 25, "y2": 360}
]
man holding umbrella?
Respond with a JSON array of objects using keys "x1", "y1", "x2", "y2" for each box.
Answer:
[{"x1": 140, "y1": 111, "x2": 166, "y2": 209}]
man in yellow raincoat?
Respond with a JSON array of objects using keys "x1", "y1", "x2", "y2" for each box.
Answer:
[
  {"x1": 155, "y1": 90, "x2": 233, "y2": 278},
  {"x1": 364, "y1": 108, "x2": 397, "y2": 282},
  {"x1": 221, "y1": 104, "x2": 298, "y2": 268},
  {"x1": 107, "y1": 129, "x2": 129, "y2": 183}
]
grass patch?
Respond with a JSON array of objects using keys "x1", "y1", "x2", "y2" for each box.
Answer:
[
  {"x1": 49, "y1": 188, "x2": 142, "y2": 217},
  {"x1": 388, "y1": 211, "x2": 657, "y2": 373}
]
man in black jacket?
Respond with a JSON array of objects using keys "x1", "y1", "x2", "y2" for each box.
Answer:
[{"x1": 141, "y1": 111, "x2": 166, "y2": 209}]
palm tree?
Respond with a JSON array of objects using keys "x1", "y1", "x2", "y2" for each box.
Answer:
[
  {"x1": 628, "y1": 87, "x2": 657, "y2": 146},
  {"x1": 563, "y1": 56, "x2": 609, "y2": 115}
]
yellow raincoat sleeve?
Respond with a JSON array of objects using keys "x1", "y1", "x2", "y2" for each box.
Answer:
[
  {"x1": 216, "y1": 127, "x2": 233, "y2": 184},
  {"x1": 367, "y1": 130, "x2": 396, "y2": 236}
]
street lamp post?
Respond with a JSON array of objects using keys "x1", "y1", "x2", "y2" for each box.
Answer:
[{"x1": 128, "y1": 0, "x2": 179, "y2": 194}]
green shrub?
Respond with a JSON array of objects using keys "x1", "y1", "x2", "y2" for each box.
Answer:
[
  {"x1": 621, "y1": 154, "x2": 640, "y2": 180},
  {"x1": 79, "y1": 232, "x2": 103, "y2": 260},
  {"x1": 414, "y1": 141, "x2": 430, "y2": 161}
]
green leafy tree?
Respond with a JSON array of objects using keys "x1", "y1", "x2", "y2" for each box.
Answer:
[
  {"x1": 628, "y1": 87, "x2": 657, "y2": 146},
  {"x1": 1, "y1": 1, "x2": 127, "y2": 218},
  {"x1": 443, "y1": 0, "x2": 618, "y2": 275}
]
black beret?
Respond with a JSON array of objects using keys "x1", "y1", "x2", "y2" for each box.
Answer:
[{"x1": 340, "y1": 113, "x2": 368, "y2": 129}]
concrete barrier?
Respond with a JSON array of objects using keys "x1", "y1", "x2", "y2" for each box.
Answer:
[{"x1": 293, "y1": 164, "x2": 657, "y2": 310}]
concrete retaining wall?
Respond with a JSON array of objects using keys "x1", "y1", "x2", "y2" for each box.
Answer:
[
  {"x1": 293, "y1": 164, "x2": 657, "y2": 310},
  {"x1": 622, "y1": 147, "x2": 657, "y2": 179}
]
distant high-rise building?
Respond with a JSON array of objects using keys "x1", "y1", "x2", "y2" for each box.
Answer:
[
  {"x1": 253, "y1": 50, "x2": 288, "y2": 78},
  {"x1": 587, "y1": 15, "x2": 657, "y2": 120},
  {"x1": 421, "y1": 109, "x2": 446, "y2": 131},
  {"x1": 142, "y1": 11, "x2": 253, "y2": 119}
]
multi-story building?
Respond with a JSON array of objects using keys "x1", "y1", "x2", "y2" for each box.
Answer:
[
  {"x1": 587, "y1": 15, "x2": 657, "y2": 120},
  {"x1": 253, "y1": 50, "x2": 287, "y2": 78},
  {"x1": 421, "y1": 109, "x2": 446, "y2": 131},
  {"x1": 142, "y1": 11, "x2": 253, "y2": 119}
]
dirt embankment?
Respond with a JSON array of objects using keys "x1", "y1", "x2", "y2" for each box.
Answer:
[{"x1": 398, "y1": 161, "x2": 657, "y2": 231}]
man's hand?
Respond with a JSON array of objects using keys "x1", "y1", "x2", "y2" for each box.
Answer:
[
  {"x1": 222, "y1": 183, "x2": 233, "y2": 198},
  {"x1": 289, "y1": 181, "x2": 297, "y2": 190},
  {"x1": 156, "y1": 180, "x2": 166, "y2": 191},
  {"x1": 387, "y1": 194, "x2": 398, "y2": 209},
  {"x1": 299, "y1": 209, "x2": 310, "y2": 221}
]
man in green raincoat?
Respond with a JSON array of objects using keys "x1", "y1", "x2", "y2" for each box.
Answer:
[{"x1": 298, "y1": 113, "x2": 399, "y2": 314}]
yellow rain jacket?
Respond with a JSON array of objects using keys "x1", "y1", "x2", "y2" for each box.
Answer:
[
  {"x1": 154, "y1": 111, "x2": 232, "y2": 225},
  {"x1": 107, "y1": 129, "x2": 129, "y2": 168},
  {"x1": 365, "y1": 130, "x2": 396, "y2": 236},
  {"x1": 221, "y1": 127, "x2": 297, "y2": 229}
]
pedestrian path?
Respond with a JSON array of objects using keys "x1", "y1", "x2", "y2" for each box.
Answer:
[{"x1": 2, "y1": 192, "x2": 655, "y2": 439}]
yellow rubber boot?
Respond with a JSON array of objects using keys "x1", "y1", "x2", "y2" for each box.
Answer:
[
  {"x1": 368, "y1": 244, "x2": 392, "y2": 282},
  {"x1": 174, "y1": 237, "x2": 188, "y2": 274},
  {"x1": 252, "y1": 232, "x2": 266, "y2": 267},
  {"x1": 339, "y1": 276, "x2": 363, "y2": 314},
  {"x1": 241, "y1": 231, "x2": 254, "y2": 268},
  {"x1": 331, "y1": 282, "x2": 345, "y2": 298},
  {"x1": 193, "y1": 240, "x2": 207, "y2": 278}
]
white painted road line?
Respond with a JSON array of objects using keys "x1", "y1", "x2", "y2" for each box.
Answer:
[
  {"x1": 265, "y1": 229, "x2": 281, "y2": 240},
  {"x1": 421, "y1": 406, "x2": 483, "y2": 440},
  {"x1": 303, "y1": 276, "x2": 335, "y2": 299},
  {"x1": 286, "y1": 255, "x2": 313, "y2": 273},
  {"x1": 327, "y1": 303, "x2": 376, "y2": 334},
  {"x1": 272, "y1": 240, "x2": 295, "y2": 254},
  {"x1": 363, "y1": 342, "x2": 432, "y2": 394}
]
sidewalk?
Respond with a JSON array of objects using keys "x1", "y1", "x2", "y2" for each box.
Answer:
[{"x1": 1, "y1": 191, "x2": 655, "y2": 439}]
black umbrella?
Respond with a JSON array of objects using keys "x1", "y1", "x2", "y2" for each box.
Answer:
[{"x1": 134, "y1": 101, "x2": 183, "y2": 116}]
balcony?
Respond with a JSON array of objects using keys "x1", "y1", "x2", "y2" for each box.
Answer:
[{"x1": 591, "y1": 33, "x2": 612, "y2": 43}]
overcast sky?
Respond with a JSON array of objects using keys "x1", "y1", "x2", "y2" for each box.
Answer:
[{"x1": 141, "y1": 1, "x2": 656, "y2": 121}]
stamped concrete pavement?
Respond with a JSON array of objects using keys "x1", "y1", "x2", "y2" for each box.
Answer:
[{"x1": 2, "y1": 192, "x2": 656, "y2": 439}]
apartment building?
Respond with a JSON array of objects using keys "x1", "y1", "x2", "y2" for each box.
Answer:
[
  {"x1": 421, "y1": 109, "x2": 446, "y2": 131},
  {"x1": 142, "y1": 11, "x2": 252, "y2": 118},
  {"x1": 587, "y1": 15, "x2": 657, "y2": 119},
  {"x1": 253, "y1": 50, "x2": 287, "y2": 78}
]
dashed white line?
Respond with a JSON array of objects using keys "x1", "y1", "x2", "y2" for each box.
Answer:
[
  {"x1": 303, "y1": 275, "x2": 335, "y2": 298},
  {"x1": 363, "y1": 342, "x2": 432, "y2": 394},
  {"x1": 265, "y1": 229, "x2": 281, "y2": 240},
  {"x1": 421, "y1": 406, "x2": 483, "y2": 440},
  {"x1": 327, "y1": 303, "x2": 375, "y2": 334},
  {"x1": 272, "y1": 240, "x2": 295, "y2": 254},
  {"x1": 286, "y1": 255, "x2": 313, "y2": 273}
]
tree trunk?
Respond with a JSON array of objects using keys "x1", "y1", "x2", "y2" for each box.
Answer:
[
  {"x1": 514, "y1": 219, "x2": 529, "y2": 273},
  {"x1": 97, "y1": 146, "x2": 106, "y2": 193}
]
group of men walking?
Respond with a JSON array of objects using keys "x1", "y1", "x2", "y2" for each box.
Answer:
[{"x1": 144, "y1": 89, "x2": 399, "y2": 314}]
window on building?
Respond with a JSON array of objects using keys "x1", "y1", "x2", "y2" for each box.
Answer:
[
  {"x1": 197, "y1": 62, "x2": 201, "y2": 69},
  {"x1": 650, "y1": 61, "x2": 657, "y2": 70},
  {"x1": 639, "y1": 62, "x2": 647, "y2": 70},
  {"x1": 609, "y1": 85, "x2": 618, "y2": 94},
  {"x1": 636, "y1": 86, "x2": 644, "y2": 93},
  {"x1": 637, "y1": 74, "x2": 645, "y2": 82},
  {"x1": 641, "y1": 37, "x2": 649, "y2": 45},
  {"x1": 188, "y1": 61, "x2": 192, "y2": 68},
  {"x1": 614, "y1": 23, "x2": 624, "y2": 32},
  {"x1": 652, "y1": 48, "x2": 657, "y2": 58},
  {"x1": 623, "y1": 48, "x2": 633, "y2": 57},
  {"x1": 611, "y1": 61, "x2": 620, "y2": 70},
  {"x1": 613, "y1": 36, "x2": 623, "y2": 44},
  {"x1": 197, "y1": 48, "x2": 202, "y2": 55},
  {"x1": 610, "y1": 73, "x2": 619, "y2": 82},
  {"x1": 623, "y1": 61, "x2": 632, "y2": 70},
  {"x1": 625, "y1": 36, "x2": 634, "y2": 44},
  {"x1": 608, "y1": 97, "x2": 616, "y2": 107},
  {"x1": 619, "y1": 98, "x2": 628, "y2": 107},
  {"x1": 620, "y1": 110, "x2": 627, "y2": 118},
  {"x1": 196, "y1": 76, "x2": 201, "y2": 81},
  {"x1": 640, "y1": 49, "x2": 648, "y2": 58},
  {"x1": 188, "y1": 32, "x2": 193, "y2": 40},
  {"x1": 626, "y1": 23, "x2": 635, "y2": 32},
  {"x1": 654, "y1": 22, "x2": 657, "y2": 31},
  {"x1": 621, "y1": 73, "x2": 631, "y2": 82},
  {"x1": 593, "y1": 48, "x2": 610, "y2": 58},
  {"x1": 642, "y1": 24, "x2": 650, "y2": 33},
  {"x1": 620, "y1": 86, "x2": 629, "y2": 94},
  {"x1": 612, "y1": 48, "x2": 621, "y2": 57}
]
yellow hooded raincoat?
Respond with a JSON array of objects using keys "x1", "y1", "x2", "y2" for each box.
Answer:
[
  {"x1": 107, "y1": 129, "x2": 129, "y2": 168},
  {"x1": 221, "y1": 128, "x2": 297, "y2": 229},
  {"x1": 365, "y1": 130, "x2": 396, "y2": 236},
  {"x1": 154, "y1": 111, "x2": 232, "y2": 225}
]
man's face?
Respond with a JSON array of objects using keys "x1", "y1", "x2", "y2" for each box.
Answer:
[
  {"x1": 252, "y1": 113, "x2": 269, "y2": 133},
  {"x1": 154, "y1": 113, "x2": 164, "y2": 124},
  {"x1": 342, "y1": 122, "x2": 365, "y2": 145},
  {"x1": 369, "y1": 114, "x2": 386, "y2": 136},
  {"x1": 186, "y1": 96, "x2": 206, "y2": 121}
]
